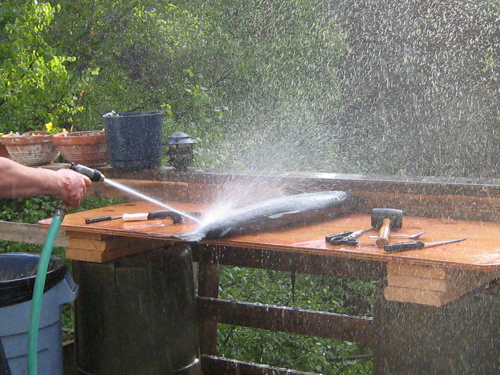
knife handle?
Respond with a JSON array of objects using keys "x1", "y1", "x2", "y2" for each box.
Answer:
[
  {"x1": 147, "y1": 210, "x2": 184, "y2": 223},
  {"x1": 122, "y1": 213, "x2": 149, "y2": 222},
  {"x1": 85, "y1": 216, "x2": 113, "y2": 224},
  {"x1": 384, "y1": 241, "x2": 425, "y2": 253}
]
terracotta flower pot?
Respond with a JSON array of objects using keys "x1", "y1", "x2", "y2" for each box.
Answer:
[
  {"x1": 52, "y1": 130, "x2": 108, "y2": 167},
  {"x1": 1, "y1": 131, "x2": 59, "y2": 166}
]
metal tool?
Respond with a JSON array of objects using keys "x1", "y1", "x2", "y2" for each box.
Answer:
[
  {"x1": 371, "y1": 208, "x2": 404, "y2": 248},
  {"x1": 384, "y1": 238, "x2": 467, "y2": 253},
  {"x1": 122, "y1": 210, "x2": 193, "y2": 223},
  {"x1": 326, "y1": 228, "x2": 373, "y2": 246},
  {"x1": 85, "y1": 211, "x2": 201, "y2": 224},
  {"x1": 85, "y1": 215, "x2": 122, "y2": 224},
  {"x1": 369, "y1": 230, "x2": 427, "y2": 240}
]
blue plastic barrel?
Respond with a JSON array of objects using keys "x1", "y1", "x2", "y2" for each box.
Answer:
[
  {"x1": 102, "y1": 111, "x2": 163, "y2": 171},
  {"x1": 0, "y1": 253, "x2": 78, "y2": 375}
]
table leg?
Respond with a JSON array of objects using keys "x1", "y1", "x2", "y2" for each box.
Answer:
[
  {"x1": 73, "y1": 244, "x2": 203, "y2": 375},
  {"x1": 373, "y1": 278, "x2": 500, "y2": 374}
]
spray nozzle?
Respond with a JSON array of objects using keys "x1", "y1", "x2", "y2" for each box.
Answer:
[{"x1": 70, "y1": 163, "x2": 106, "y2": 182}]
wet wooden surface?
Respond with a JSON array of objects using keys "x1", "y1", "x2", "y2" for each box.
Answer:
[{"x1": 39, "y1": 200, "x2": 500, "y2": 271}]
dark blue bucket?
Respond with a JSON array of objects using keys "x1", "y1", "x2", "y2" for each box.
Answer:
[{"x1": 103, "y1": 111, "x2": 163, "y2": 171}]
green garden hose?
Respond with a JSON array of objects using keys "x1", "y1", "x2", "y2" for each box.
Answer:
[
  {"x1": 25, "y1": 165, "x2": 104, "y2": 375},
  {"x1": 27, "y1": 203, "x2": 68, "y2": 375}
]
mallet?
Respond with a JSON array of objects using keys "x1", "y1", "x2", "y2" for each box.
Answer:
[{"x1": 371, "y1": 208, "x2": 404, "y2": 248}]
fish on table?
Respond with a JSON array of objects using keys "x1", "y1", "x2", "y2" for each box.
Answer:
[{"x1": 172, "y1": 190, "x2": 358, "y2": 243}]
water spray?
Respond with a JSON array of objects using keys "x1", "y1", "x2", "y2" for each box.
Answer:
[
  {"x1": 27, "y1": 164, "x2": 201, "y2": 375},
  {"x1": 69, "y1": 164, "x2": 202, "y2": 224}
]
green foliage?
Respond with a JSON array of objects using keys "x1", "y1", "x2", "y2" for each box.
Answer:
[
  {"x1": 0, "y1": 196, "x2": 58, "y2": 223},
  {"x1": 218, "y1": 266, "x2": 375, "y2": 374},
  {"x1": 218, "y1": 326, "x2": 372, "y2": 374},
  {"x1": 0, "y1": 0, "x2": 93, "y2": 133},
  {"x1": 45, "y1": 0, "x2": 230, "y2": 135},
  {"x1": 38, "y1": 0, "x2": 347, "y2": 171}
]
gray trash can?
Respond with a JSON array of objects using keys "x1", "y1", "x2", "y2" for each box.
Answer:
[{"x1": 0, "y1": 253, "x2": 78, "y2": 375}]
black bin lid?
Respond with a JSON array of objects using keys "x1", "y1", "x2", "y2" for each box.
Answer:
[{"x1": 0, "y1": 253, "x2": 67, "y2": 308}]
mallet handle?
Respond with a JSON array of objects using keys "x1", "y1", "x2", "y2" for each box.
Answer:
[{"x1": 376, "y1": 217, "x2": 391, "y2": 248}]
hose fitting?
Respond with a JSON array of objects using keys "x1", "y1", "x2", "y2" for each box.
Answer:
[{"x1": 70, "y1": 163, "x2": 105, "y2": 182}]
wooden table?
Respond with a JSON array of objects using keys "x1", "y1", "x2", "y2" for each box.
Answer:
[
  {"x1": 40, "y1": 200, "x2": 500, "y2": 307},
  {"x1": 40, "y1": 200, "x2": 500, "y2": 374}
]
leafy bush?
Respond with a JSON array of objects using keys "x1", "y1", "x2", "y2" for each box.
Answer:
[
  {"x1": 0, "y1": 0, "x2": 94, "y2": 133},
  {"x1": 218, "y1": 266, "x2": 375, "y2": 374}
]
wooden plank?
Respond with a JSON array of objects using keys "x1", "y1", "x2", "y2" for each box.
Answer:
[
  {"x1": 66, "y1": 239, "x2": 164, "y2": 262},
  {"x1": 197, "y1": 260, "x2": 221, "y2": 356},
  {"x1": 64, "y1": 230, "x2": 114, "y2": 241},
  {"x1": 42, "y1": 201, "x2": 500, "y2": 272},
  {"x1": 384, "y1": 271, "x2": 500, "y2": 307},
  {"x1": 88, "y1": 179, "x2": 190, "y2": 201},
  {"x1": 68, "y1": 236, "x2": 132, "y2": 251},
  {"x1": 0, "y1": 220, "x2": 69, "y2": 247},
  {"x1": 355, "y1": 191, "x2": 500, "y2": 222},
  {"x1": 387, "y1": 274, "x2": 449, "y2": 292},
  {"x1": 385, "y1": 263, "x2": 500, "y2": 306},
  {"x1": 387, "y1": 274, "x2": 448, "y2": 292},
  {"x1": 193, "y1": 246, "x2": 385, "y2": 281},
  {"x1": 387, "y1": 269, "x2": 500, "y2": 292},
  {"x1": 387, "y1": 263, "x2": 446, "y2": 279},
  {"x1": 196, "y1": 297, "x2": 374, "y2": 346},
  {"x1": 201, "y1": 355, "x2": 318, "y2": 375},
  {"x1": 384, "y1": 286, "x2": 462, "y2": 307},
  {"x1": 186, "y1": 182, "x2": 285, "y2": 205}
]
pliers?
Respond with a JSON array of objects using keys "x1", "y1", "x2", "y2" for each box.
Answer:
[{"x1": 325, "y1": 228, "x2": 372, "y2": 246}]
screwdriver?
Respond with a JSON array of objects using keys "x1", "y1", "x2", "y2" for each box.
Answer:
[
  {"x1": 384, "y1": 238, "x2": 467, "y2": 253},
  {"x1": 85, "y1": 210, "x2": 201, "y2": 224}
]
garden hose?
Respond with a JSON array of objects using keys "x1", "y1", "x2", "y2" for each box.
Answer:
[
  {"x1": 27, "y1": 203, "x2": 68, "y2": 375},
  {"x1": 26, "y1": 164, "x2": 103, "y2": 375}
]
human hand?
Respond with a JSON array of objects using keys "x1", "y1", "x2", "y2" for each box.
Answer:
[{"x1": 56, "y1": 169, "x2": 92, "y2": 207}]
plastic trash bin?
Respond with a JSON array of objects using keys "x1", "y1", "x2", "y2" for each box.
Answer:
[{"x1": 0, "y1": 253, "x2": 78, "y2": 375}]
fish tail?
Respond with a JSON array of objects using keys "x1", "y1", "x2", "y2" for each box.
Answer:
[{"x1": 172, "y1": 231, "x2": 205, "y2": 243}]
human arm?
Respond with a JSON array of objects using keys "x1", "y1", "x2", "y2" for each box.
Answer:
[{"x1": 0, "y1": 157, "x2": 92, "y2": 207}]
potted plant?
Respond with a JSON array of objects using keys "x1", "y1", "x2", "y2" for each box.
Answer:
[
  {"x1": 1, "y1": 130, "x2": 60, "y2": 166},
  {"x1": 0, "y1": 1, "x2": 96, "y2": 164},
  {"x1": 52, "y1": 128, "x2": 108, "y2": 167}
]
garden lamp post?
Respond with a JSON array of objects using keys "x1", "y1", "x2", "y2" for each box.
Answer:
[{"x1": 166, "y1": 131, "x2": 197, "y2": 171}]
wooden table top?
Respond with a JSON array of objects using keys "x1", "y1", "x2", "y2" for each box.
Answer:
[{"x1": 39, "y1": 201, "x2": 500, "y2": 271}]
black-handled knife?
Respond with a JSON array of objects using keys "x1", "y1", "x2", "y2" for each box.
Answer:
[
  {"x1": 85, "y1": 215, "x2": 122, "y2": 224},
  {"x1": 384, "y1": 238, "x2": 467, "y2": 253}
]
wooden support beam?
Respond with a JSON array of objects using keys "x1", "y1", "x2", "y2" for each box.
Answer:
[
  {"x1": 87, "y1": 179, "x2": 191, "y2": 201},
  {"x1": 64, "y1": 230, "x2": 165, "y2": 262},
  {"x1": 0, "y1": 220, "x2": 69, "y2": 247},
  {"x1": 201, "y1": 355, "x2": 318, "y2": 375},
  {"x1": 196, "y1": 297, "x2": 374, "y2": 346},
  {"x1": 197, "y1": 259, "x2": 221, "y2": 356},
  {"x1": 192, "y1": 245, "x2": 385, "y2": 281},
  {"x1": 384, "y1": 263, "x2": 500, "y2": 307}
]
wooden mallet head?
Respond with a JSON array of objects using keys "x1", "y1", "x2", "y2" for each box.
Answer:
[{"x1": 371, "y1": 208, "x2": 404, "y2": 248}]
